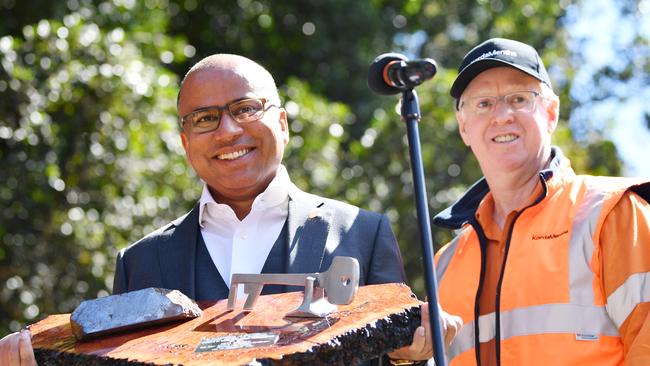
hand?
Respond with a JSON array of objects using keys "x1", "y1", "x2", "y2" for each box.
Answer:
[
  {"x1": 388, "y1": 302, "x2": 463, "y2": 361},
  {"x1": 0, "y1": 330, "x2": 37, "y2": 366}
]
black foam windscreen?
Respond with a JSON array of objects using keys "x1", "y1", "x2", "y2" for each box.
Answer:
[{"x1": 367, "y1": 52, "x2": 408, "y2": 95}]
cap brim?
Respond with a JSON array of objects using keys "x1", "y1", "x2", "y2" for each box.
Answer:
[{"x1": 450, "y1": 59, "x2": 544, "y2": 99}]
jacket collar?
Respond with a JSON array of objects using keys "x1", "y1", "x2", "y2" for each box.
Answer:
[
  {"x1": 157, "y1": 204, "x2": 200, "y2": 299},
  {"x1": 285, "y1": 182, "x2": 334, "y2": 274},
  {"x1": 155, "y1": 182, "x2": 334, "y2": 298},
  {"x1": 433, "y1": 146, "x2": 567, "y2": 230}
]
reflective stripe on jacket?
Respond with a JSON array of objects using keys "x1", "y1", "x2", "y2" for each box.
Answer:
[{"x1": 433, "y1": 147, "x2": 650, "y2": 366}]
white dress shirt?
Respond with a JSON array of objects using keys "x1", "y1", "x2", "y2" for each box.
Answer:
[{"x1": 198, "y1": 165, "x2": 290, "y2": 288}]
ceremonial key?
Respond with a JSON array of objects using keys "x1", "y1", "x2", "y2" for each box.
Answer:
[{"x1": 227, "y1": 256, "x2": 360, "y2": 317}]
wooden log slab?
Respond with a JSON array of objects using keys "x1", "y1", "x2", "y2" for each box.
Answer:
[{"x1": 30, "y1": 283, "x2": 421, "y2": 365}]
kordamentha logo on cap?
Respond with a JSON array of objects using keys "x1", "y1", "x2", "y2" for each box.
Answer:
[
  {"x1": 470, "y1": 49, "x2": 518, "y2": 65},
  {"x1": 450, "y1": 38, "x2": 552, "y2": 99}
]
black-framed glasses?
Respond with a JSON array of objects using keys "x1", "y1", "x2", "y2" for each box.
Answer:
[
  {"x1": 459, "y1": 91, "x2": 542, "y2": 117},
  {"x1": 180, "y1": 98, "x2": 279, "y2": 134}
]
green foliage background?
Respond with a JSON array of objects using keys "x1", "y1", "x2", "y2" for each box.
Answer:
[{"x1": 1, "y1": 0, "x2": 643, "y2": 335}]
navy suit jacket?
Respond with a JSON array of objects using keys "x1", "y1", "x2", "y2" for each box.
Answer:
[{"x1": 112, "y1": 183, "x2": 406, "y2": 299}]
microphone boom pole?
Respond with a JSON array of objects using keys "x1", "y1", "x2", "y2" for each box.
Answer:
[
  {"x1": 401, "y1": 88, "x2": 447, "y2": 366},
  {"x1": 368, "y1": 53, "x2": 447, "y2": 366}
]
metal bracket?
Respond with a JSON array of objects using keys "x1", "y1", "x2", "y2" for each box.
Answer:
[{"x1": 227, "y1": 256, "x2": 360, "y2": 318}]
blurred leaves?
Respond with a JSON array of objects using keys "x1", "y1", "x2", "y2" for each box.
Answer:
[
  {"x1": 0, "y1": 2, "x2": 193, "y2": 333},
  {"x1": 564, "y1": 0, "x2": 650, "y2": 155},
  {"x1": 0, "y1": 0, "x2": 631, "y2": 335}
]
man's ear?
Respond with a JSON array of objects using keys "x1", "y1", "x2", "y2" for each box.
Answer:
[
  {"x1": 545, "y1": 95, "x2": 560, "y2": 134},
  {"x1": 456, "y1": 110, "x2": 471, "y2": 146},
  {"x1": 278, "y1": 108, "x2": 289, "y2": 145},
  {"x1": 180, "y1": 131, "x2": 191, "y2": 162}
]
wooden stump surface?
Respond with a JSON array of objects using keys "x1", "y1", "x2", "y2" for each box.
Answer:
[{"x1": 30, "y1": 283, "x2": 422, "y2": 365}]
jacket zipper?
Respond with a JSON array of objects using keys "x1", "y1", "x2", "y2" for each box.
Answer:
[
  {"x1": 494, "y1": 211, "x2": 520, "y2": 366},
  {"x1": 470, "y1": 220, "x2": 490, "y2": 366},
  {"x1": 473, "y1": 176, "x2": 548, "y2": 366},
  {"x1": 494, "y1": 179, "x2": 547, "y2": 366}
]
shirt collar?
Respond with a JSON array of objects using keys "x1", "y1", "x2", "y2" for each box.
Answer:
[
  {"x1": 475, "y1": 180, "x2": 544, "y2": 238},
  {"x1": 433, "y1": 146, "x2": 569, "y2": 230},
  {"x1": 251, "y1": 164, "x2": 291, "y2": 209},
  {"x1": 198, "y1": 165, "x2": 291, "y2": 227}
]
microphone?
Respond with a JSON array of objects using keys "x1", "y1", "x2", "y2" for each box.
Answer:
[{"x1": 368, "y1": 53, "x2": 437, "y2": 95}]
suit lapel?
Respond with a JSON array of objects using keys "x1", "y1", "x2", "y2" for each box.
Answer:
[
  {"x1": 155, "y1": 185, "x2": 335, "y2": 298},
  {"x1": 286, "y1": 184, "x2": 334, "y2": 274},
  {"x1": 157, "y1": 204, "x2": 199, "y2": 299}
]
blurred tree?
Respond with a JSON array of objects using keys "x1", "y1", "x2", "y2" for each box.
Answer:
[
  {"x1": 0, "y1": 0, "x2": 630, "y2": 336},
  {"x1": 0, "y1": 0, "x2": 194, "y2": 334},
  {"x1": 561, "y1": 0, "x2": 650, "y2": 176}
]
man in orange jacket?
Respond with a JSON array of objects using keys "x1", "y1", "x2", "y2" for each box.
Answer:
[{"x1": 432, "y1": 38, "x2": 650, "y2": 365}]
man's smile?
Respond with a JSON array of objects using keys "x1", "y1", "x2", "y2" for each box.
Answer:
[
  {"x1": 492, "y1": 133, "x2": 519, "y2": 143},
  {"x1": 216, "y1": 148, "x2": 253, "y2": 160}
]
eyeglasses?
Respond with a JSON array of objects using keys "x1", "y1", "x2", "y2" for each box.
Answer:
[
  {"x1": 180, "y1": 98, "x2": 279, "y2": 134},
  {"x1": 459, "y1": 91, "x2": 542, "y2": 117}
]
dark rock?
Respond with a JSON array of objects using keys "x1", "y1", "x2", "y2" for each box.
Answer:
[{"x1": 70, "y1": 288, "x2": 202, "y2": 340}]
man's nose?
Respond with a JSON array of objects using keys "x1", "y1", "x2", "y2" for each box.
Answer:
[
  {"x1": 492, "y1": 99, "x2": 514, "y2": 125},
  {"x1": 214, "y1": 111, "x2": 244, "y2": 137}
]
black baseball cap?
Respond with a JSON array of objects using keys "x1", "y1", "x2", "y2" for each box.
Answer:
[{"x1": 450, "y1": 38, "x2": 552, "y2": 100}]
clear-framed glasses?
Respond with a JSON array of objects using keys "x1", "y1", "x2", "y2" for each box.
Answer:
[
  {"x1": 459, "y1": 91, "x2": 542, "y2": 117},
  {"x1": 180, "y1": 98, "x2": 279, "y2": 134}
]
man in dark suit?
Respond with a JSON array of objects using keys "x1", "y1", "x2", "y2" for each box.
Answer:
[{"x1": 112, "y1": 53, "x2": 407, "y2": 298}]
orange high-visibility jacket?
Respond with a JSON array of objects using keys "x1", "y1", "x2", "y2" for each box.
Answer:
[{"x1": 433, "y1": 147, "x2": 650, "y2": 365}]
